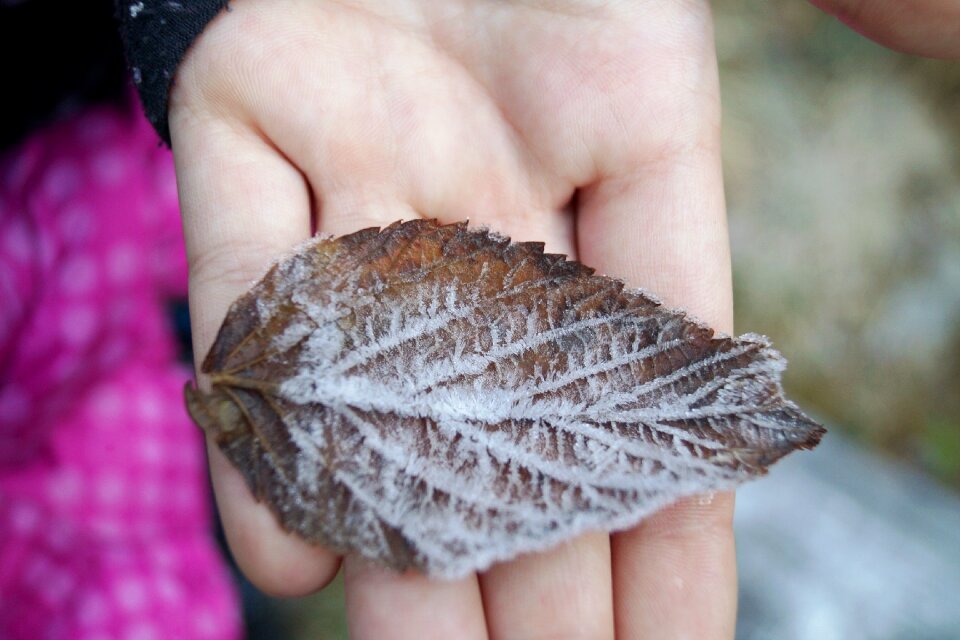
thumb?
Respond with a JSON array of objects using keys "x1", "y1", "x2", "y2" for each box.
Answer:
[
  {"x1": 170, "y1": 95, "x2": 342, "y2": 597},
  {"x1": 810, "y1": 0, "x2": 960, "y2": 58}
]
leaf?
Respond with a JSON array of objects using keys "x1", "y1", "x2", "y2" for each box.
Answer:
[{"x1": 185, "y1": 219, "x2": 824, "y2": 578}]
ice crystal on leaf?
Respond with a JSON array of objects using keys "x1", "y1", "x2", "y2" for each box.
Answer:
[{"x1": 186, "y1": 219, "x2": 824, "y2": 578}]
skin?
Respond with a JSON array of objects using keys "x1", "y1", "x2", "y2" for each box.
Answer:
[
  {"x1": 809, "y1": 0, "x2": 960, "y2": 58},
  {"x1": 167, "y1": 1, "x2": 959, "y2": 638}
]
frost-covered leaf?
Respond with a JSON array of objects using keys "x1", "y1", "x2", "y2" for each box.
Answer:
[{"x1": 185, "y1": 219, "x2": 824, "y2": 578}]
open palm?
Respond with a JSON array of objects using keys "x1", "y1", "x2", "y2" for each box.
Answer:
[{"x1": 170, "y1": 1, "x2": 734, "y2": 637}]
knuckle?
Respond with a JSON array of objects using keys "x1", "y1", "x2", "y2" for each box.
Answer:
[{"x1": 187, "y1": 237, "x2": 279, "y2": 293}]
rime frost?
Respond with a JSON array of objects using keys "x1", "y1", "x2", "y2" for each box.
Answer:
[{"x1": 185, "y1": 219, "x2": 824, "y2": 578}]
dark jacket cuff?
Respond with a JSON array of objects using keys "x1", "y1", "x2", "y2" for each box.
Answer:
[{"x1": 115, "y1": 0, "x2": 230, "y2": 145}]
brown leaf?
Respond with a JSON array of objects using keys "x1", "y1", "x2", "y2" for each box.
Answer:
[{"x1": 185, "y1": 219, "x2": 824, "y2": 578}]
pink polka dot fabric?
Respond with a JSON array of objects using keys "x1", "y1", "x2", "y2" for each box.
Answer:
[{"x1": 0, "y1": 100, "x2": 240, "y2": 639}]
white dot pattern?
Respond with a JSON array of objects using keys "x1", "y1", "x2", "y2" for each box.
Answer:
[{"x1": 0, "y1": 100, "x2": 238, "y2": 638}]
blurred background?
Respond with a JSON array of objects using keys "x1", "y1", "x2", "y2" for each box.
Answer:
[
  {"x1": 1, "y1": 1, "x2": 957, "y2": 638},
  {"x1": 719, "y1": 5, "x2": 960, "y2": 637},
  {"x1": 719, "y1": 1, "x2": 960, "y2": 492}
]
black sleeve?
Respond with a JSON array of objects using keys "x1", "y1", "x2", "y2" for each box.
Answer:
[{"x1": 115, "y1": 0, "x2": 230, "y2": 145}]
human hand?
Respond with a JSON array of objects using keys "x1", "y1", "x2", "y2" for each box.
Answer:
[
  {"x1": 170, "y1": 1, "x2": 733, "y2": 637},
  {"x1": 810, "y1": 0, "x2": 960, "y2": 58}
]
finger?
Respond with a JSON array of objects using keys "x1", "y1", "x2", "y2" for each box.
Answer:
[
  {"x1": 345, "y1": 559, "x2": 488, "y2": 640},
  {"x1": 444, "y1": 213, "x2": 613, "y2": 640},
  {"x1": 615, "y1": 493, "x2": 736, "y2": 639},
  {"x1": 578, "y1": 155, "x2": 737, "y2": 638},
  {"x1": 170, "y1": 111, "x2": 341, "y2": 596},
  {"x1": 578, "y1": 153, "x2": 738, "y2": 639},
  {"x1": 575, "y1": 24, "x2": 737, "y2": 640},
  {"x1": 305, "y1": 196, "x2": 489, "y2": 639},
  {"x1": 480, "y1": 532, "x2": 614, "y2": 640},
  {"x1": 809, "y1": 0, "x2": 960, "y2": 58}
]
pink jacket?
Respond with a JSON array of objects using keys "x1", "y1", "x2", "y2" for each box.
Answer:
[{"x1": 0, "y1": 99, "x2": 239, "y2": 639}]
